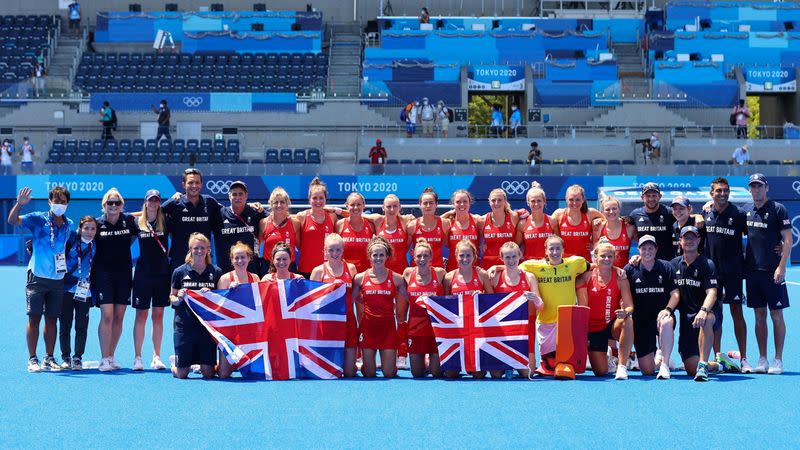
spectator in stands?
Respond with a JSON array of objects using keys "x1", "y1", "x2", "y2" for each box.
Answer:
[
  {"x1": 369, "y1": 139, "x2": 387, "y2": 165},
  {"x1": 732, "y1": 144, "x2": 750, "y2": 166},
  {"x1": 31, "y1": 62, "x2": 45, "y2": 96},
  {"x1": 151, "y1": 99, "x2": 172, "y2": 142},
  {"x1": 732, "y1": 99, "x2": 750, "y2": 139},
  {"x1": 420, "y1": 7, "x2": 430, "y2": 24},
  {"x1": 99, "y1": 101, "x2": 114, "y2": 140},
  {"x1": 420, "y1": 98, "x2": 435, "y2": 137},
  {"x1": 1, "y1": 139, "x2": 13, "y2": 175},
  {"x1": 436, "y1": 100, "x2": 450, "y2": 138},
  {"x1": 68, "y1": 1, "x2": 81, "y2": 34},
  {"x1": 509, "y1": 104, "x2": 523, "y2": 137},
  {"x1": 649, "y1": 132, "x2": 661, "y2": 160},
  {"x1": 527, "y1": 141, "x2": 542, "y2": 165},
  {"x1": 406, "y1": 100, "x2": 419, "y2": 138},
  {"x1": 20, "y1": 137, "x2": 34, "y2": 173},
  {"x1": 490, "y1": 104, "x2": 504, "y2": 138}
]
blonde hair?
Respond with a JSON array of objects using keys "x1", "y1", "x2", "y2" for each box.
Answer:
[
  {"x1": 346, "y1": 192, "x2": 365, "y2": 206},
  {"x1": 592, "y1": 238, "x2": 616, "y2": 261},
  {"x1": 600, "y1": 195, "x2": 621, "y2": 210},
  {"x1": 268, "y1": 187, "x2": 291, "y2": 208},
  {"x1": 101, "y1": 188, "x2": 125, "y2": 210},
  {"x1": 138, "y1": 199, "x2": 165, "y2": 233},
  {"x1": 455, "y1": 239, "x2": 477, "y2": 257},
  {"x1": 324, "y1": 232, "x2": 344, "y2": 249},
  {"x1": 413, "y1": 237, "x2": 433, "y2": 255},
  {"x1": 185, "y1": 233, "x2": 212, "y2": 265},
  {"x1": 367, "y1": 235, "x2": 393, "y2": 258},
  {"x1": 229, "y1": 241, "x2": 254, "y2": 261},
  {"x1": 488, "y1": 188, "x2": 512, "y2": 214},
  {"x1": 526, "y1": 182, "x2": 546, "y2": 203},
  {"x1": 308, "y1": 177, "x2": 328, "y2": 200},
  {"x1": 499, "y1": 241, "x2": 522, "y2": 258}
]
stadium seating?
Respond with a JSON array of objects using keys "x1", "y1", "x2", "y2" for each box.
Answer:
[
  {"x1": 45, "y1": 138, "x2": 248, "y2": 166},
  {"x1": 0, "y1": 15, "x2": 58, "y2": 83}
]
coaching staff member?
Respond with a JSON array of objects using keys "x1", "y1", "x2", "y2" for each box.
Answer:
[{"x1": 630, "y1": 183, "x2": 677, "y2": 261}]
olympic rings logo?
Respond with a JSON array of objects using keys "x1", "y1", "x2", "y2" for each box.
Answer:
[
  {"x1": 792, "y1": 180, "x2": 800, "y2": 196},
  {"x1": 183, "y1": 96, "x2": 204, "y2": 108},
  {"x1": 792, "y1": 215, "x2": 799, "y2": 249},
  {"x1": 501, "y1": 180, "x2": 530, "y2": 195},
  {"x1": 206, "y1": 180, "x2": 233, "y2": 194}
]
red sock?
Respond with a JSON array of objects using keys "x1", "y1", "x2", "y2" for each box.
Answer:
[{"x1": 397, "y1": 322, "x2": 409, "y2": 357}]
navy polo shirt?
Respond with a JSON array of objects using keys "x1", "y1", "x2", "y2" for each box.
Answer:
[
  {"x1": 744, "y1": 199, "x2": 791, "y2": 272},
  {"x1": 136, "y1": 219, "x2": 170, "y2": 275},
  {"x1": 630, "y1": 204, "x2": 677, "y2": 261},
  {"x1": 162, "y1": 194, "x2": 221, "y2": 266},
  {"x1": 671, "y1": 254, "x2": 717, "y2": 315},
  {"x1": 213, "y1": 205, "x2": 266, "y2": 272},
  {"x1": 625, "y1": 259, "x2": 676, "y2": 314},
  {"x1": 93, "y1": 213, "x2": 137, "y2": 273},
  {"x1": 704, "y1": 203, "x2": 747, "y2": 278},
  {"x1": 672, "y1": 216, "x2": 706, "y2": 257},
  {"x1": 171, "y1": 263, "x2": 222, "y2": 330}
]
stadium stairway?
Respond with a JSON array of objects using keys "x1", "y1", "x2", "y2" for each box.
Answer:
[
  {"x1": 47, "y1": 35, "x2": 83, "y2": 92},
  {"x1": 327, "y1": 22, "x2": 362, "y2": 97},
  {"x1": 584, "y1": 103, "x2": 699, "y2": 128}
]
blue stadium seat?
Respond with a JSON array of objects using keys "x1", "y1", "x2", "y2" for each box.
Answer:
[
  {"x1": 566, "y1": 159, "x2": 580, "y2": 165},
  {"x1": 266, "y1": 149, "x2": 279, "y2": 163},
  {"x1": 145, "y1": 139, "x2": 157, "y2": 153},
  {"x1": 713, "y1": 160, "x2": 728, "y2": 165},
  {"x1": 158, "y1": 139, "x2": 171, "y2": 151},
  {"x1": 455, "y1": 159, "x2": 469, "y2": 165},
  {"x1": 172, "y1": 139, "x2": 185, "y2": 154},
  {"x1": 386, "y1": 159, "x2": 399, "y2": 164},
  {"x1": 593, "y1": 159, "x2": 607, "y2": 165},
  {"x1": 673, "y1": 160, "x2": 686, "y2": 165},
  {"x1": 427, "y1": 158, "x2": 441, "y2": 164},
  {"x1": 307, "y1": 148, "x2": 321, "y2": 164},
  {"x1": 511, "y1": 159, "x2": 525, "y2": 165},
  {"x1": 278, "y1": 148, "x2": 292, "y2": 163},
  {"x1": 687, "y1": 160, "x2": 700, "y2": 165},
  {"x1": 483, "y1": 159, "x2": 496, "y2": 165},
  {"x1": 768, "y1": 160, "x2": 782, "y2": 165},
  {"x1": 753, "y1": 160, "x2": 767, "y2": 165},
  {"x1": 400, "y1": 159, "x2": 413, "y2": 165},
  {"x1": 78, "y1": 140, "x2": 90, "y2": 152},
  {"x1": 622, "y1": 160, "x2": 635, "y2": 165},
  {"x1": 700, "y1": 160, "x2": 713, "y2": 165},
  {"x1": 414, "y1": 159, "x2": 427, "y2": 164},
  {"x1": 293, "y1": 149, "x2": 306, "y2": 163},
  {"x1": 358, "y1": 158, "x2": 370, "y2": 165},
  {"x1": 186, "y1": 139, "x2": 199, "y2": 154},
  {"x1": 223, "y1": 149, "x2": 238, "y2": 163},
  {"x1": 580, "y1": 159, "x2": 592, "y2": 165},
  {"x1": 200, "y1": 139, "x2": 212, "y2": 151}
]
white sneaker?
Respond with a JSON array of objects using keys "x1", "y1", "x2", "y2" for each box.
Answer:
[
  {"x1": 654, "y1": 349, "x2": 663, "y2": 367},
  {"x1": 627, "y1": 354, "x2": 639, "y2": 371},
  {"x1": 27, "y1": 357, "x2": 41, "y2": 373},
  {"x1": 109, "y1": 356, "x2": 122, "y2": 370},
  {"x1": 98, "y1": 358, "x2": 114, "y2": 372},
  {"x1": 741, "y1": 358, "x2": 754, "y2": 373},
  {"x1": 191, "y1": 364, "x2": 201, "y2": 374},
  {"x1": 151, "y1": 355, "x2": 167, "y2": 370},
  {"x1": 753, "y1": 357, "x2": 769, "y2": 374},
  {"x1": 132, "y1": 356, "x2": 144, "y2": 371},
  {"x1": 396, "y1": 356, "x2": 407, "y2": 370},
  {"x1": 656, "y1": 363, "x2": 671, "y2": 380},
  {"x1": 615, "y1": 365, "x2": 628, "y2": 380},
  {"x1": 607, "y1": 354, "x2": 618, "y2": 374},
  {"x1": 767, "y1": 359, "x2": 784, "y2": 375},
  {"x1": 169, "y1": 355, "x2": 177, "y2": 370}
]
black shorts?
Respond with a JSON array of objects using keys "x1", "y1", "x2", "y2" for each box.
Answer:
[
  {"x1": 588, "y1": 320, "x2": 614, "y2": 353},
  {"x1": 633, "y1": 310, "x2": 676, "y2": 358},
  {"x1": 174, "y1": 325, "x2": 217, "y2": 368},
  {"x1": 93, "y1": 271, "x2": 132, "y2": 306},
  {"x1": 132, "y1": 273, "x2": 170, "y2": 309},
  {"x1": 25, "y1": 271, "x2": 64, "y2": 317},
  {"x1": 678, "y1": 308, "x2": 719, "y2": 360},
  {"x1": 746, "y1": 270, "x2": 790, "y2": 310},
  {"x1": 718, "y1": 275, "x2": 744, "y2": 305}
]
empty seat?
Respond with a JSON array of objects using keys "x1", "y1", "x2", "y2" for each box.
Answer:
[
  {"x1": 293, "y1": 149, "x2": 306, "y2": 163},
  {"x1": 307, "y1": 148, "x2": 321, "y2": 164},
  {"x1": 278, "y1": 148, "x2": 292, "y2": 163},
  {"x1": 265, "y1": 149, "x2": 279, "y2": 163}
]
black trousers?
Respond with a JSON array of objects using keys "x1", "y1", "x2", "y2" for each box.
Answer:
[
  {"x1": 59, "y1": 292, "x2": 91, "y2": 360},
  {"x1": 155, "y1": 125, "x2": 172, "y2": 141},
  {"x1": 101, "y1": 123, "x2": 114, "y2": 140}
]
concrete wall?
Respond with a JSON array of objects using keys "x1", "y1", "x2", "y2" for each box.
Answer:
[{"x1": 671, "y1": 138, "x2": 800, "y2": 161}]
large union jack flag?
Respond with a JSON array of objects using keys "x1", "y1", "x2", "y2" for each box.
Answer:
[
  {"x1": 424, "y1": 292, "x2": 529, "y2": 372},
  {"x1": 185, "y1": 279, "x2": 347, "y2": 380}
]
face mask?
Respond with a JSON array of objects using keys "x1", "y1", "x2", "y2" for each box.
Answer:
[
  {"x1": 81, "y1": 236, "x2": 93, "y2": 244},
  {"x1": 50, "y1": 203, "x2": 67, "y2": 217}
]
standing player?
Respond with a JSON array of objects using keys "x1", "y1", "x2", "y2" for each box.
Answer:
[
  {"x1": 744, "y1": 174, "x2": 791, "y2": 374},
  {"x1": 162, "y1": 168, "x2": 222, "y2": 271},
  {"x1": 351, "y1": 237, "x2": 409, "y2": 378},
  {"x1": 670, "y1": 196, "x2": 705, "y2": 257},
  {"x1": 310, "y1": 234, "x2": 359, "y2": 378},
  {"x1": 480, "y1": 188, "x2": 518, "y2": 269},
  {"x1": 403, "y1": 238, "x2": 446, "y2": 378},
  {"x1": 703, "y1": 177, "x2": 749, "y2": 372},
  {"x1": 519, "y1": 235, "x2": 588, "y2": 374},
  {"x1": 551, "y1": 184, "x2": 604, "y2": 261},
  {"x1": 407, "y1": 188, "x2": 449, "y2": 268},
  {"x1": 169, "y1": 233, "x2": 222, "y2": 379},
  {"x1": 672, "y1": 226, "x2": 719, "y2": 381},
  {"x1": 373, "y1": 194, "x2": 413, "y2": 274},
  {"x1": 337, "y1": 192, "x2": 375, "y2": 273},
  {"x1": 94, "y1": 188, "x2": 138, "y2": 372},
  {"x1": 516, "y1": 184, "x2": 555, "y2": 261},
  {"x1": 585, "y1": 241, "x2": 634, "y2": 380},
  {"x1": 132, "y1": 190, "x2": 170, "y2": 371},
  {"x1": 625, "y1": 235, "x2": 679, "y2": 379},
  {"x1": 594, "y1": 196, "x2": 636, "y2": 269},
  {"x1": 630, "y1": 183, "x2": 677, "y2": 261},
  {"x1": 258, "y1": 187, "x2": 301, "y2": 271},
  {"x1": 296, "y1": 178, "x2": 338, "y2": 278},
  {"x1": 443, "y1": 189, "x2": 483, "y2": 272},
  {"x1": 214, "y1": 181, "x2": 266, "y2": 275}
]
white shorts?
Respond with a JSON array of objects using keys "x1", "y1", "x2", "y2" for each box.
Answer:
[{"x1": 537, "y1": 322, "x2": 556, "y2": 355}]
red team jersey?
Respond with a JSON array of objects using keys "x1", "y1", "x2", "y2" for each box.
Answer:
[
  {"x1": 449, "y1": 268, "x2": 485, "y2": 295},
  {"x1": 340, "y1": 218, "x2": 374, "y2": 273},
  {"x1": 360, "y1": 270, "x2": 399, "y2": 349},
  {"x1": 298, "y1": 213, "x2": 335, "y2": 274},
  {"x1": 377, "y1": 219, "x2": 409, "y2": 274},
  {"x1": 481, "y1": 212, "x2": 515, "y2": 269},
  {"x1": 447, "y1": 215, "x2": 480, "y2": 271},
  {"x1": 600, "y1": 223, "x2": 632, "y2": 269},
  {"x1": 559, "y1": 212, "x2": 592, "y2": 261},
  {"x1": 523, "y1": 215, "x2": 553, "y2": 260},
  {"x1": 406, "y1": 268, "x2": 444, "y2": 337},
  {"x1": 494, "y1": 267, "x2": 534, "y2": 351},
  {"x1": 412, "y1": 217, "x2": 446, "y2": 268},
  {"x1": 321, "y1": 264, "x2": 358, "y2": 347},
  {"x1": 261, "y1": 217, "x2": 297, "y2": 259},
  {"x1": 587, "y1": 269, "x2": 622, "y2": 332}
]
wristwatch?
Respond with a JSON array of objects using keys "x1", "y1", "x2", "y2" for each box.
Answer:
[{"x1": 700, "y1": 306, "x2": 710, "y2": 313}]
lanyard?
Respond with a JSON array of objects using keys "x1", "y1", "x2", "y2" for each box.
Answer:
[
  {"x1": 76, "y1": 241, "x2": 93, "y2": 278},
  {"x1": 231, "y1": 208, "x2": 249, "y2": 228},
  {"x1": 146, "y1": 221, "x2": 167, "y2": 254},
  {"x1": 49, "y1": 214, "x2": 58, "y2": 250}
]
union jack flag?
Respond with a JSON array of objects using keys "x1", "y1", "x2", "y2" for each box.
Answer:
[
  {"x1": 185, "y1": 279, "x2": 347, "y2": 380},
  {"x1": 424, "y1": 292, "x2": 529, "y2": 372}
]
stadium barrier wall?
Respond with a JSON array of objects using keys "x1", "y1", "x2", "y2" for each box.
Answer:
[{"x1": 89, "y1": 92, "x2": 297, "y2": 112}]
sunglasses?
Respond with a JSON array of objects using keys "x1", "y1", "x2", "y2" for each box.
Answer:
[
  {"x1": 184, "y1": 168, "x2": 201, "y2": 175},
  {"x1": 106, "y1": 200, "x2": 122, "y2": 206}
]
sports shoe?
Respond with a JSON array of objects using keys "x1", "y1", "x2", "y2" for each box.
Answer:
[
  {"x1": 654, "y1": 349, "x2": 663, "y2": 367},
  {"x1": 707, "y1": 361, "x2": 721, "y2": 373},
  {"x1": 607, "y1": 349, "x2": 618, "y2": 374},
  {"x1": 694, "y1": 362, "x2": 709, "y2": 382},
  {"x1": 396, "y1": 356, "x2": 407, "y2": 370},
  {"x1": 98, "y1": 357, "x2": 114, "y2": 372},
  {"x1": 716, "y1": 352, "x2": 741, "y2": 373},
  {"x1": 151, "y1": 355, "x2": 167, "y2": 370},
  {"x1": 27, "y1": 357, "x2": 41, "y2": 373},
  {"x1": 71, "y1": 357, "x2": 82, "y2": 371},
  {"x1": 627, "y1": 353, "x2": 639, "y2": 371},
  {"x1": 109, "y1": 357, "x2": 122, "y2": 370},
  {"x1": 615, "y1": 365, "x2": 628, "y2": 380},
  {"x1": 42, "y1": 356, "x2": 62, "y2": 371},
  {"x1": 169, "y1": 355, "x2": 177, "y2": 370},
  {"x1": 60, "y1": 359, "x2": 71, "y2": 370},
  {"x1": 767, "y1": 359, "x2": 784, "y2": 375},
  {"x1": 191, "y1": 364, "x2": 201, "y2": 374},
  {"x1": 656, "y1": 363, "x2": 670, "y2": 380},
  {"x1": 741, "y1": 358, "x2": 753, "y2": 373},
  {"x1": 753, "y1": 357, "x2": 769, "y2": 374},
  {"x1": 132, "y1": 356, "x2": 144, "y2": 371}
]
